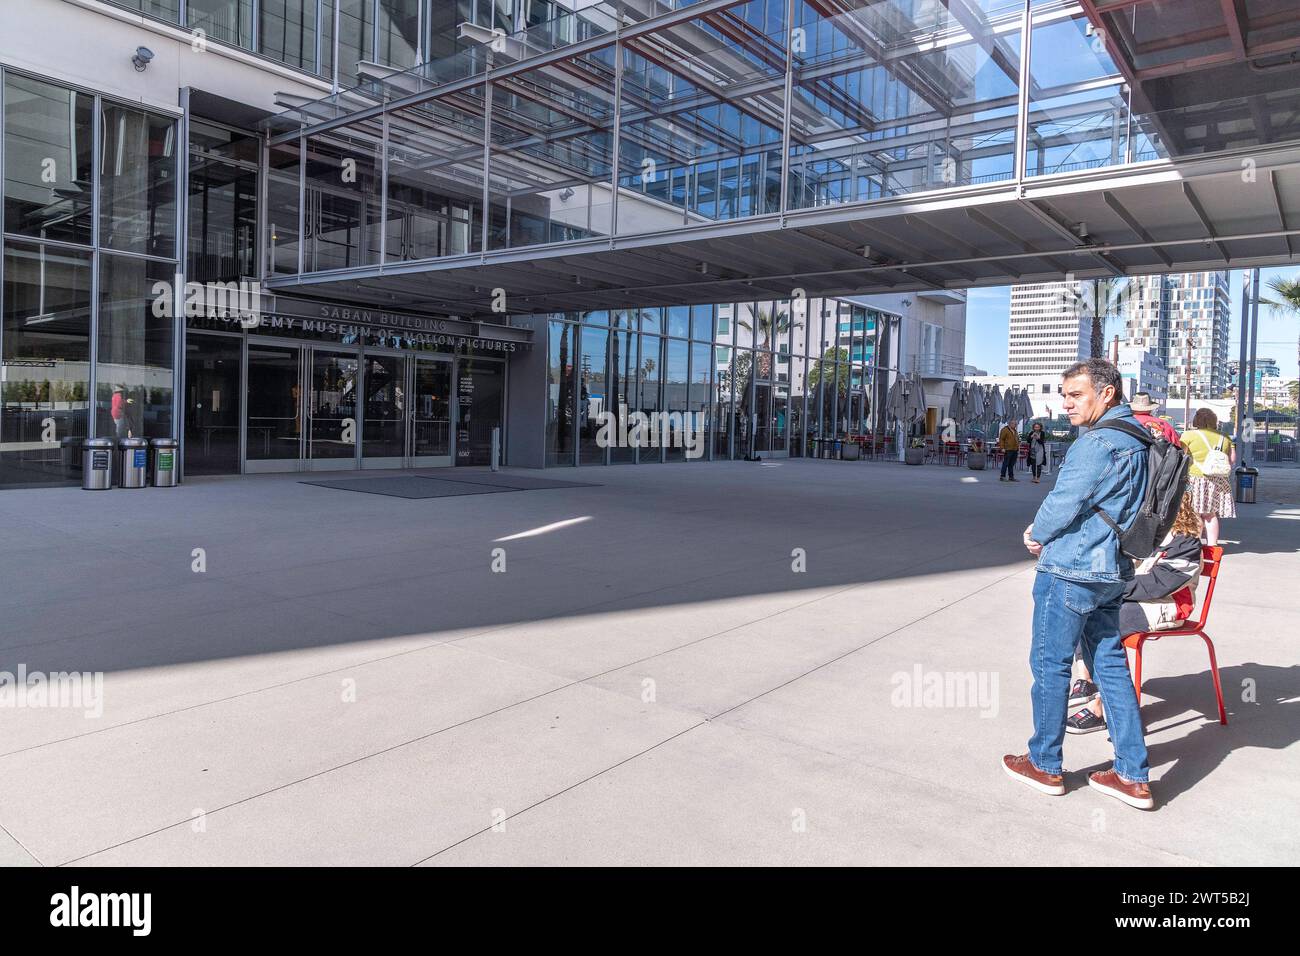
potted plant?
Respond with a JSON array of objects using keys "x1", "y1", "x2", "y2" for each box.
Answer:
[
  {"x1": 967, "y1": 437, "x2": 987, "y2": 470},
  {"x1": 905, "y1": 437, "x2": 926, "y2": 465}
]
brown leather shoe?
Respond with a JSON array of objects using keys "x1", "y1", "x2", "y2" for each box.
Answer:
[
  {"x1": 1002, "y1": 753, "x2": 1065, "y2": 796},
  {"x1": 1088, "y1": 768, "x2": 1155, "y2": 810}
]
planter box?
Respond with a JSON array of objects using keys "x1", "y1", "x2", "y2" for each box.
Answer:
[
  {"x1": 905, "y1": 447, "x2": 926, "y2": 465},
  {"x1": 841, "y1": 442, "x2": 861, "y2": 460},
  {"x1": 967, "y1": 452, "x2": 987, "y2": 470}
]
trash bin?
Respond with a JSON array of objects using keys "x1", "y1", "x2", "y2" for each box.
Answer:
[
  {"x1": 82, "y1": 437, "x2": 114, "y2": 490},
  {"x1": 118, "y1": 437, "x2": 149, "y2": 488},
  {"x1": 1234, "y1": 465, "x2": 1258, "y2": 504},
  {"x1": 152, "y1": 437, "x2": 178, "y2": 487}
]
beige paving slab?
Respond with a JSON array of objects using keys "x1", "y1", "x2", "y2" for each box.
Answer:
[
  {"x1": 73, "y1": 683, "x2": 701, "y2": 866},
  {"x1": 0, "y1": 641, "x2": 571, "y2": 864}
]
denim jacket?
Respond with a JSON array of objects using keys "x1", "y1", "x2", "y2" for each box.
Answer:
[{"x1": 1031, "y1": 404, "x2": 1149, "y2": 583}]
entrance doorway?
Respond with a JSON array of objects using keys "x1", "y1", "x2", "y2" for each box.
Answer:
[
  {"x1": 362, "y1": 352, "x2": 453, "y2": 468},
  {"x1": 308, "y1": 349, "x2": 360, "y2": 469},
  {"x1": 184, "y1": 332, "x2": 241, "y2": 475},
  {"x1": 246, "y1": 342, "x2": 304, "y2": 471},
  {"x1": 238, "y1": 338, "x2": 459, "y2": 473}
]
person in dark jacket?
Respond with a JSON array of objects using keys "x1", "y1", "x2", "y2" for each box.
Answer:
[
  {"x1": 1067, "y1": 492, "x2": 1203, "y2": 734},
  {"x1": 1026, "y1": 422, "x2": 1047, "y2": 483}
]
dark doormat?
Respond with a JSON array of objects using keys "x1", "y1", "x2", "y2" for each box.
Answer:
[
  {"x1": 300, "y1": 476, "x2": 514, "y2": 499},
  {"x1": 417, "y1": 472, "x2": 601, "y2": 490},
  {"x1": 301, "y1": 473, "x2": 601, "y2": 498}
]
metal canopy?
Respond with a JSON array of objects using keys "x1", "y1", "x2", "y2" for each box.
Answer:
[
  {"x1": 263, "y1": 0, "x2": 1300, "y2": 318},
  {"x1": 268, "y1": 143, "x2": 1300, "y2": 316}
]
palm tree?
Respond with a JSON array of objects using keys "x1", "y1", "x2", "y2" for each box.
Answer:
[
  {"x1": 1260, "y1": 274, "x2": 1300, "y2": 385},
  {"x1": 1062, "y1": 278, "x2": 1131, "y2": 358},
  {"x1": 736, "y1": 304, "x2": 800, "y2": 380},
  {"x1": 733, "y1": 304, "x2": 803, "y2": 455}
]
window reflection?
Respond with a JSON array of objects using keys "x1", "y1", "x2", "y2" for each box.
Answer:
[
  {"x1": 261, "y1": 0, "x2": 321, "y2": 73},
  {"x1": 100, "y1": 104, "x2": 178, "y2": 258},
  {"x1": 3, "y1": 75, "x2": 94, "y2": 245},
  {"x1": 96, "y1": 255, "x2": 174, "y2": 440},
  {"x1": 1, "y1": 242, "x2": 93, "y2": 486}
]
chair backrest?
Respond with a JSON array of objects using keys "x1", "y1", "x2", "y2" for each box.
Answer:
[{"x1": 1188, "y1": 545, "x2": 1223, "y2": 629}]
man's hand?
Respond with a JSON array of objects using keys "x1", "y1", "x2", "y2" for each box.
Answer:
[{"x1": 1023, "y1": 524, "x2": 1043, "y2": 557}]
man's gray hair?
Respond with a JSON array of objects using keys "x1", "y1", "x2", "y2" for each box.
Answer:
[{"x1": 1062, "y1": 358, "x2": 1124, "y2": 400}]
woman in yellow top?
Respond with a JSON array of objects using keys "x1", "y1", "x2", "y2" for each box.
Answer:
[{"x1": 1180, "y1": 408, "x2": 1236, "y2": 546}]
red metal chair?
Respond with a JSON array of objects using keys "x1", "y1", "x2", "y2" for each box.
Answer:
[
  {"x1": 943, "y1": 441, "x2": 962, "y2": 465},
  {"x1": 1123, "y1": 545, "x2": 1227, "y2": 725}
]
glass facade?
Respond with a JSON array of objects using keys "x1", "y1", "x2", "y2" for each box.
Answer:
[
  {"x1": 542, "y1": 297, "x2": 898, "y2": 467},
  {"x1": 1, "y1": 71, "x2": 178, "y2": 487},
  {"x1": 104, "y1": 0, "x2": 488, "y2": 83},
  {"x1": 264, "y1": 0, "x2": 1237, "y2": 296}
]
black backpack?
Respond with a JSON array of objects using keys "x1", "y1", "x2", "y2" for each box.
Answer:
[{"x1": 1089, "y1": 420, "x2": 1192, "y2": 561}]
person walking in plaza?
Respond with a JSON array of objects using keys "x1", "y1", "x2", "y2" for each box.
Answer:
[
  {"x1": 998, "y1": 418, "x2": 1021, "y2": 481},
  {"x1": 1180, "y1": 409, "x2": 1236, "y2": 547},
  {"x1": 1004, "y1": 358, "x2": 1154, "y2": 810},
  {"x1": 1027, "y1": 422, "x2": 1047, "y2": 483},
  {"x1": 1066, "y1": 492, "x2": 1203, "y2": 735}
]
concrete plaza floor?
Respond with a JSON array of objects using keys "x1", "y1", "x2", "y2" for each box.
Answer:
[{"x1": 0, "y1": 456, "x2": 1296, "y2": 867}]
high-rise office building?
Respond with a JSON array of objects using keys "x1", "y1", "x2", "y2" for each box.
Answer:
[
  {"x1": 1124, "y1": 272, "x2": 1230, "y2": 399},
  {"x1": 1006, "y1": 282, "x2": 1088, "y2": 378}
]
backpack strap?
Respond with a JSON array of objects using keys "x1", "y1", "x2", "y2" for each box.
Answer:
[
  {"x1": 1088, "y1": 419, "x2": 1153, "y2": 533},
  {"x1": 1090, "y1": 419, "x2": 1154, "y2": 445}
]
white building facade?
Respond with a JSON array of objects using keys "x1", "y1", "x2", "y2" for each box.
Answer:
[{"x1": 1006, "y1": 282, "x2": 1088, "y2": 379}]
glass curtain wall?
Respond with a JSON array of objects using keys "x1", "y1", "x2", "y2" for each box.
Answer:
[
  {"x1": 542, "y1": 293, "x2": 897, "y2": 468},
  {"x1": 544, "y1": 304, "x2": 718, "y2": 466},
  {"x1": 2, "y1": 71, "x2": 179, "y2": 487}
]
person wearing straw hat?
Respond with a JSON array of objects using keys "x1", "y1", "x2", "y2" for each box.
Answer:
[{"x1": 1129, "y1": 392, "x2": 1180, "y2": 447}]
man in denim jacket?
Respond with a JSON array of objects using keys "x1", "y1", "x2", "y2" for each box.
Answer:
[{"x1": 1003, "y1": 358, "x2": 1155, "y2": 810}]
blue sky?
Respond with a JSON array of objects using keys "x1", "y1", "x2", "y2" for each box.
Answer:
[{"x1": 965, "y1": 266, "x2": 1300, "y2": 380}]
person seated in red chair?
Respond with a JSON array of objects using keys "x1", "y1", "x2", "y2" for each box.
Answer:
[{"x1": 1066, "y1": 492, "x2": 1204, "y2": 734}]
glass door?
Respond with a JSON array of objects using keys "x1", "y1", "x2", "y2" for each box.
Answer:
[
  {"x1": 362, "y1": 351, "x2": 408, "y2": 468},
  {"x1": 307, "y1": 348, "x2": 360, "y2": 470},
  {"x1": 412, "y1": 357, "x2": 452, "y2": 466},
  {"x1": 184, "y1": 332, "x2": 241, "y2": 475},
  {"x1": 245, "y1": 341, "x2": 304, "y2": 472}
]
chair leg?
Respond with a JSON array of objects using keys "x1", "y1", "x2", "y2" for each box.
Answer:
[
  {"x1": 1199, "y1": 631, "x2": 1228, "y2": 725},
  {"x1": 1131, "y1": 638, "x2": 1144, "y2": 704}
]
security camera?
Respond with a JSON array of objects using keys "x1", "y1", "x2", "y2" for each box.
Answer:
[{"x1": 132, "y1": 47, "x2": 155, "y2": 71}]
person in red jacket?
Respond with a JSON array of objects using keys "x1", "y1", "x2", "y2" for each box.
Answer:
[
  {"x1": 1129, "y1": 392, "x2": 1180, "y2": 446},
  {"x1": 110, "y1": 387, "x2": 129, "y2": 439},
  {"x1": 1066, "y1": 492, "x2": 1204, "y2": 734}
]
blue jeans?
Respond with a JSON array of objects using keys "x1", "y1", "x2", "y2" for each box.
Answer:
[
  {"x1": 1028, "y1": 572, "x2": 1149, "y2": 783},
  {"x1": 1001, "y1": 449, "x2": 1017, "y2": 478}
]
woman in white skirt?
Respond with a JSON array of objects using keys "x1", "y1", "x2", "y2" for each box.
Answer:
[{"x1": 1180, "y1": 408, "x2": 1236, "y2": 546}]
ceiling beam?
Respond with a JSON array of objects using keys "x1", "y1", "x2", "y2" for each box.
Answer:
[
  {"x1": 1221, "y1": 0, "x2": 1248, "y2": 60},
  {"x1": 1180, "y1": 182, "x2": 1231, "y2": 263},
  {"x1": 1268, "y1": 169, "x2": 1294, "y2": 258},
  {"x1": 1102, "y1": 191, "x2": 1173, "y2": 267},
  {"x1": 963, "y1": 207, "x2": 1075, "y2": 274}
]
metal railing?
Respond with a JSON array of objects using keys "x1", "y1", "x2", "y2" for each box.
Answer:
[{"x1": 912, "y1": 354, "x2": 965, "y2": 379}]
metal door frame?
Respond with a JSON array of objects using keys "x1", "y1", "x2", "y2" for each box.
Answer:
[
  {"x1": 304, "y1": 344, "x2": 363, "y2": 472},
  {"x1": 243, "y1": 336, "x2": 306, "y2": 474},
  {"x1": 360, "y1": 347, "x2": 411, "y2": 469},
  {"x1": 179, "y1": 328, "x2": 245, "y2": 477},
  {"x1": 410, "y1": 353, "x2": 455, "y2": 468}
]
